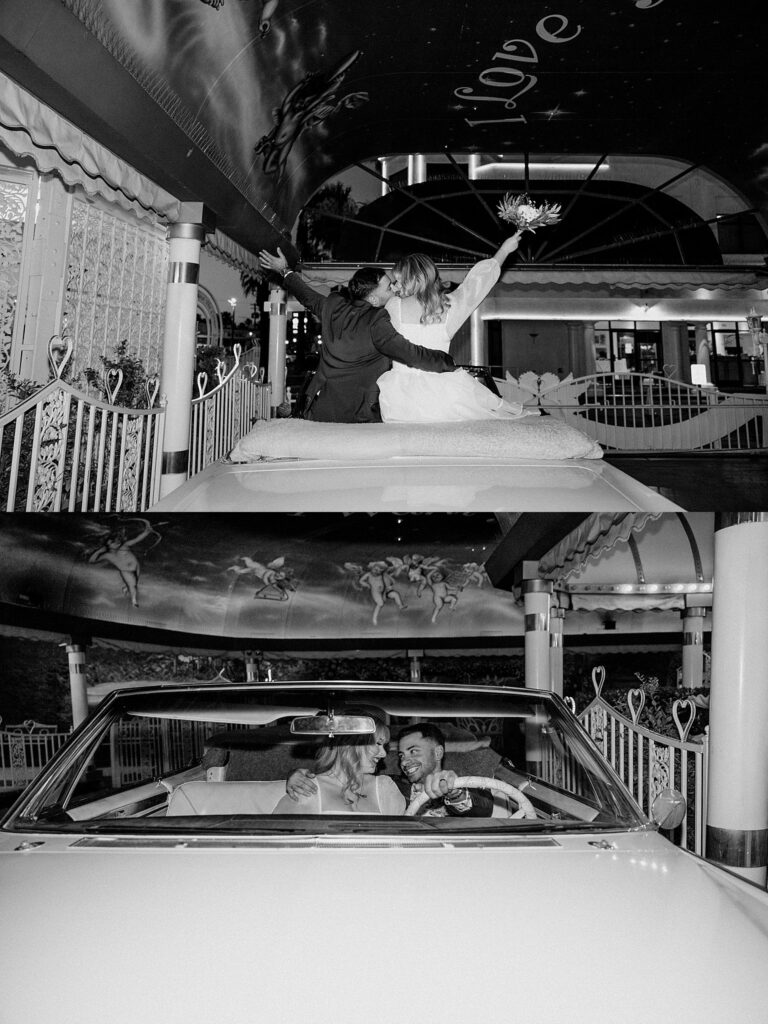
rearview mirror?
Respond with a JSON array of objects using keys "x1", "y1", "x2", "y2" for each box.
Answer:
[
  {"x1": 290, "y1": 714, "x2": 376, "y2": 737},
  {"x1": 651, "y1": 788, "x2": 687, "y2": 831}
]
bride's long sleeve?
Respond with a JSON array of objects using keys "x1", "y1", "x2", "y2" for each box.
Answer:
[{"x1": 444, "y1": 258, "x2": 501, "y2": 340}]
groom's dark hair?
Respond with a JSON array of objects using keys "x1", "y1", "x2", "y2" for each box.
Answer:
[
  {"x1": 343, "y1": 267, "x2": 387, "y2": 302},
  {"x1": 396, "y1": 723, "x2": 446, "y2": 749}
]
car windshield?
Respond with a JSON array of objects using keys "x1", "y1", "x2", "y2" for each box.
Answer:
[{"x1": 4, "y1": 683, "x2": 645, "y2": 836}]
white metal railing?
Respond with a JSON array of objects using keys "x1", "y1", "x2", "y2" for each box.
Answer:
[
  {"x1": 0, "y1": 718, "x2": 70, "y2": 792},
  {"x1": 0, "y1": 338, "x2": 165, "y2": 512},
  {"x1": 0, "y1": 715, "x2": 214, "y2": 793},
  {"x1": 189, "y1": 344, "x2": 270, "y2": 477},
  {"x1": 113, "y1": 717, "x2": 215, "y2": 786},
  {"x1": 0, "y1": 337, "x2": 272, "y2": 510},
  {"x1": 497, "y1": 371, "x2": 768, "y2": 452},
  {"x1": 571, "y1": 667, "x2": 708, "y2": 854}
]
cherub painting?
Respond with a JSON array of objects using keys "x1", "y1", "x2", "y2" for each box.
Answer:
[
  {"x1": 460, "y1": 562, "x2": 489, "y2": 588},
  {"x1": 385, "y1": 554, "x2": 448, "y2": 598},
  {"x1": 86, "y1": 517, "x2": 164, "y2": 608},
  {"x1": 345, "y1": 561, "x2": 407, "y2": 626},
  {"x1": 422, "y1": 569, "x2": 461, "y2": 624},
  {"x1": 227, "y1": 555, "x2": 296, "y2": 600}
]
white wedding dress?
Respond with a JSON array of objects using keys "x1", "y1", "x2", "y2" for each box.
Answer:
[{"x1": 377, "y1": 258, "x2": 533, "y2": 423}]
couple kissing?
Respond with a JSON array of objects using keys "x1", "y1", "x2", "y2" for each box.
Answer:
[{"x1": 258, "y1": 232, "x2": 533, "y2": 425}]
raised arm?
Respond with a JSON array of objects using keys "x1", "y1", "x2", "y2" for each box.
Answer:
[
  {"x1": 444, "y1": 231, "x2": 523, "y2": 339},
  {"x1": 258, "y1": 247, "x2": 328, "y2": 318},
  {"x1": 491, "y1": 230, "x2": 524, "y2": 267}
]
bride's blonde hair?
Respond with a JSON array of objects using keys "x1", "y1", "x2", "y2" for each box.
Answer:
[
  {"x1": 393, "y1": 253, "x2": 451, "y2": 325},
  {"x1": 313, "y1": 713, "x2": 390, "y2": 806}
]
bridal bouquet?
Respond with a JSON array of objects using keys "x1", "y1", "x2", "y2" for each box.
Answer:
[{"x1": 497, "y1": 192, "x2": 562, "y2": 232}]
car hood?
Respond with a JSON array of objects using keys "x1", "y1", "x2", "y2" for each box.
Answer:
[{"x1": 1, "y1": 828, "x2": 766, "y2": 1023}]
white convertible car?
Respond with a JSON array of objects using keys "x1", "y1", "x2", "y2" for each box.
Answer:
[
  {"x1": 151, "y1": 419, "x2": 681, "y2": 511},
  {"x1": 2, "y1": 679, "x2": 765, "y2": 1023}
]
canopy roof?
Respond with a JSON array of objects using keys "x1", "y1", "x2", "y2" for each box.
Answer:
[
  {"x1": 1, "y1": 0, "x2": 765, "y2": 257},
  {"x1": 0, "y1": 513, "x2": 711, "y2": 654}
]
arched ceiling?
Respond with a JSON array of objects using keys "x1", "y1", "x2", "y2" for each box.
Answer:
[
  {"x1": 330, "y1": 179, "x2": 728, "y2": 265},
  {"x1": 1, "y1": 0, "x2": 765, "y2": 258}
]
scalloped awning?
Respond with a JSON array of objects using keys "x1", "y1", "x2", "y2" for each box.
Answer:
[
  {"x1": 539, "y1": 512, "x2": 714, "y2": 611},
  {"x1": 0, "y1": 69, "x2": 179, "y2": 222},
  {"x1": 301, "y1": 263, "x2": 768, "y2": 293},
  {"x1": 496, "y1": 268, "x2": 768, "y2": 291},
  {"x1": 0, "y1": 70, "x2": 261, "y2": 272}
]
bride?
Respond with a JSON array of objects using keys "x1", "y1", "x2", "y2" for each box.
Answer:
[
  {"x1": 378, "y1": 232, "x2": 535, "y2": 423},
  {"x1": 272, "y1": 713, "x2": 405, "y2": 815}
]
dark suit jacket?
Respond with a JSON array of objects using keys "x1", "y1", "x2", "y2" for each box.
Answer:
[{"x1": 283, "y1": 273, "x2": 455, "y2": 422}]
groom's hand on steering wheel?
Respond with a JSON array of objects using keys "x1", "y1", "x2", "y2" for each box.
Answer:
[{"x1": 423, "y1": 769, "x2": 463, "y2": 801}]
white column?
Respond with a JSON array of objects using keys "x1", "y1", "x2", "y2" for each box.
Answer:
[
  {"x1": 523, "y1": 579, "x2": 552, "y2": 689},
  {"x1": 378, "y1": 157, "x2": 391, "y2": 197},
  {"x1": 582, "y1": 323, "x2": 597, "y2": 376},
  {"x1": 407, "y1": 154, "x2": 427, "y2": 185},
  {"x1": 408, "y1": 649, "x2": 423, "y2": 683},
  {"x1": 549, "y1": 606, "x2": 565, "y2": 696},
  {"x1": 65, "y1": 641, "x2": 89, "y2": 728},
  {"x1": 566, "y1": 322, "x2": 586, "y2": 378},
  {"x1": 694, "y1": 325, "x2": 712, "y2": 383},
  {"x1": 244, "y1": 651, "x2": 259, "y2": 682},
  {"x1": 680, "y1": 606, "x2": 707, "y2": 690},
  {"x1": 467, "y1": 154, "x2": 480, "y2": 181},
  {"x1": 469, "y1": 308, "x2": 487, "y2": 365},
  {"x1": 159, "y1": 205, "x2": 213, "y2": 497},
  {"x1": 267, "y1": 284, "x2": 287, "y2": 411},
  {"x1": 661, "y1": 321, "x2": 691, "y2": 382},
  {"x1": 706, "y1": 514, "x2": 768, "y2": 886}
]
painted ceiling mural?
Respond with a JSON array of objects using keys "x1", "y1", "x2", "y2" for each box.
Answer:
[
  {"x1": 14, "y1": 0, "x2": 763, "y2": 247},
  {"x1": 0, "y1": 514, "x2": 521, "y2": 644}
]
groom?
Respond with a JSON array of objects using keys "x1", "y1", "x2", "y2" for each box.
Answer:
[{"x1": 259, "y1": 247, "x2": 455, "y2": 422}]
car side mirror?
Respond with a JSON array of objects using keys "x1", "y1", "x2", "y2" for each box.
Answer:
[{"x1": 651, "y1": 788, "x2": 687, "y2": 830}]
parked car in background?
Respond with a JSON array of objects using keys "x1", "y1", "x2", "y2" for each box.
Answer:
[{"x1": 2, "y1": 679, "x2": 766, "y2": 1023}]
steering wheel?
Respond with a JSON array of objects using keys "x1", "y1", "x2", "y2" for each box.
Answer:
[{"x1": 404, "y1": 775, "x2": 537, "y2": 818}]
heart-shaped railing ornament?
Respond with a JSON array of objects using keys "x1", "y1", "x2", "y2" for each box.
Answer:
[
  {"x1": 215, "y1": 359, "x2": 225, "y2": 385},
  {"x1": 145, "y1": 375, "x2": 160, "y2": 408},
  {"x1": 245, "y1": 363, "x2": 259, "y2": 380},
  {"x1": 672, "y1": 699, "x2": 697, "y2": 742},
  {"x1": 48, "y1": 334, "x2": 73, "y2": 379},
  {"x1": 105, "y1": 368, "x2": 123, "y2": 404},
  {"x1": 196, "y1": 372, "x2": 208, "y2": 398},
  {"x1": 232, "y1": 343, "x2": 242, "y2": 367},
  {"x1": 564, "y1": 696, "x2": 576, "y2": 715},
  {"x1": 591, "y1": 665, "x2": 605, "y2": 698},
  {"x1": 627, "y1": 687, "x2": 645, "y2": 724}
]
